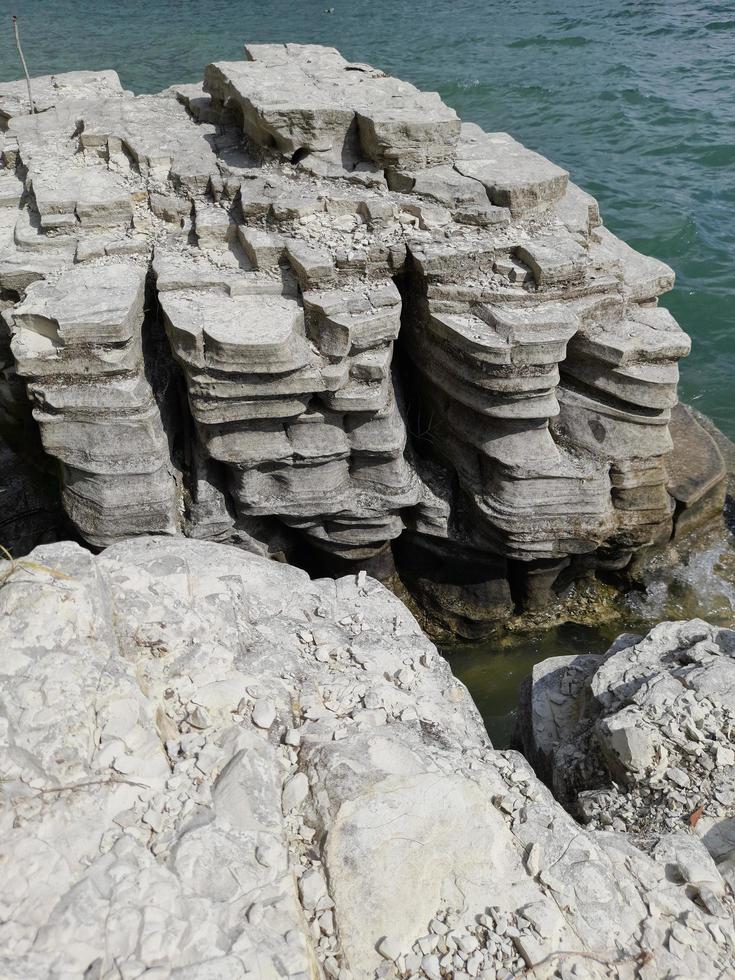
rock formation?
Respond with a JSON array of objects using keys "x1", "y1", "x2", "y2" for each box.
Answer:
[
  {"x1": 2, "y1": 537, "x2": 734, "y2": 979},
  {"x1": 520, "y1": 619, "x2": 735, "y2": 870},
  {"x1": 0, "y1": 48, "x2": 727, "y2": 633}
]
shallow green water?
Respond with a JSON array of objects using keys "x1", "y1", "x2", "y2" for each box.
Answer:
[
  {"x1": 448, "y1": 621, "x2": 623, "y2": 747},
  {"x1": 449, "y1": 533, "x2": 735, "y2": 746},
  {"x1": 3, "y1": 1, "x2": 734, "y2": 741}
]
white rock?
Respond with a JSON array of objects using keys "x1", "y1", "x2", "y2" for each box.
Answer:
[
  {"x1": 252, "y1": 699, "x2": 277, "y2": 729},
  {"x1": 284, "y1": 727, "x2": 302, "y2": 746},
  {"x1": 421, "y1": 953, "x2": 442, "y2": 980},
  {"x1": 377, "y1": 936, "x2": 402, "y2": 961},
  {"x1": 1, "y1": 540, "x2": 731, "y2": 980},
  {"x1": 282, "y1": 771, "x2": 310, "y2": 811}
]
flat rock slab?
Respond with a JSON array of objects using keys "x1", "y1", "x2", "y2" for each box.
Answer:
[
  {"x1": 455, "y1": 128, "x2": 568, "y2": 215},
  {"x1": 0, "y1": 69, "x2": 124, "y2": 125},
  {"x1": 10, "y1": 263, "x2": 146, "y2": 348},
  {"x1": 572, "y1": 306, "x2": 691, "y2": 367},
  {"x1": 160, "y1": 289, "x2": 309, "y2": 373},
  {"x1": 205, "y1": 43, "x2": 460, "y2": 168}
]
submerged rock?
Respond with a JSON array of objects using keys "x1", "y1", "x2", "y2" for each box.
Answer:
[
  {"x1": 0, "y1": 47, "x2": 727, "y2": 634},
  {"x1": 1, "y1": 538, "x2": 734, "y2": 978}
]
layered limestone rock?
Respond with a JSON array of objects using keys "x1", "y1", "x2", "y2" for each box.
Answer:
[
  {"x1": 2, "y1": 538, "x2": 734, "y2": 979},
  {"x1": 0, "y1": 48, "x2": 726, "y2": 631},
  {"x1": 519, "y1": 619, "x2": 735, "y2": 882},
  {"x1": 8, "y1": 263, "x2": 177, "y2": 545}
]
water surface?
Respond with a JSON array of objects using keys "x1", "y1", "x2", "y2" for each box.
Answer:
[{"x1": 449, "y1": 534, "x2": 735, "y2": 746}]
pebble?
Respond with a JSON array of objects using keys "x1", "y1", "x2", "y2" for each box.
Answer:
[
  {"x1": 429, "y1": 918, "x2": 449, "y2": 935},
  {"x1": 299, "y1": 867, "x2": 327, "y2": 911},
  {"x1": 252, "y1": 700, "x2": 277, "y2": 729},
  {"x1": 318, "y1": 910, "x2": 335, "y2": 936},
  {"x1": 377, "y1": 936, "x2": 402, "y2": 961},
  {"x1": 282, "y1": 772, "x2": 309, "y2": 811},
  {"x1": 187, "y1": 705, "x2": 211, "y2": 729},
  {"x1": 666, "y1": 767, "x2": 690, "y2": 788},
  {"x1": 421, "y1": 954, "x2": 441, "y2": 980},
  {"x1": 466, "y1": 950, "x2": 483, "y2": 976},
  {"x1": 458, "y1": 934, "x2": 480, "y2": 954},
  {"x1": 417, "y1": 935, "x2": 439, "y2": 955}
]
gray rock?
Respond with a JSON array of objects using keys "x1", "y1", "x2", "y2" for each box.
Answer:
[
  {"x1": 523, "y1": 618, "x2": 735, "y2": 888},
  {"x1": 0, "y1": 45, "x2": 716, "y2": 639},
  {"x1": 455, "y1": 127, "x2": 569, "y2": 215},
  {"x1": 3, "y1": 539, "x2": 734, "y2": 978},
  {"x1": 7, "y1": 263, "x2": 177, "y2": 546},
  {"x1": 0, "y1": 69, "x2": 124, "y2": 125}
]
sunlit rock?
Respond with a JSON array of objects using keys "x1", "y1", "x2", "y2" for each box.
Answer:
[{"x1": 0, "y1": 47, "x2": 725, "y2": 632}]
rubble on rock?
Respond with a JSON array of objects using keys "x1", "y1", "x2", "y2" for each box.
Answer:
[
  {"x1": 0, "y1": 46, "x2": 727, "y2": 633},
  {"x1": 519, "y1": 619, "x2": 735, "y2": 883},
  {"x1": 2, "y1": 537, "x2": 734, "y2": 979}
]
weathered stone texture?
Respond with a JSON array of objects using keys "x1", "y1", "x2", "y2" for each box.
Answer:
[
  {"x1": 520, "y1": 619, "x2": 735, "y2": 877},
  {"x1": 2, "y1": 538, "x2": 733, "y2": 978},
  {"x1": 0, "y1": 48, "x2": 725, "y2": 630}
]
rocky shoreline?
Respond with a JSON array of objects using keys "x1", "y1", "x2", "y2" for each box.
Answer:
[
  {"x1": 2, "y1": 46, "x2": 735, "y2": 980},
  {"x1": 0, "y1": 45, "x2": 729, "y2": 638}
]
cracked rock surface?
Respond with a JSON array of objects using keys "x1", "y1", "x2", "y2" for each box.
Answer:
[
  {"x1": 520, "y1": 620, "x2": 735, "y2": 884},
  {"x1": 0, "y1": 46, "x2": 727, "y2": 634},
  {"x1": 2, "y1": 538, "x2": 734, "y2": 978}
]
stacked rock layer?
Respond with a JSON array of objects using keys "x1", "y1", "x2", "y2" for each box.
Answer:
[{"x1": 0, "y1": 47, "x2": 726, "y2": 629}]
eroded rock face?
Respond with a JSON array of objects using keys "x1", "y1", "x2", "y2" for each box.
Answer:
[
  {"x1": 2, "y1": 538, "x2": 734, "y2": 979},
  {"x1": 0, "y1": 47, "x2": 726, "y2": 631},
  {"x1": 520, "y1": 619, "x2": 735, "y2": 888}
]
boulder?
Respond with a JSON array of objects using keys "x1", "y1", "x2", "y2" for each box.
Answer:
[
  {"x1": 521, "y1": 618, "x2": 735, "y2": 898},
  {"x1": 2, "y1": 539, "x2": 734, "y2": 978}
]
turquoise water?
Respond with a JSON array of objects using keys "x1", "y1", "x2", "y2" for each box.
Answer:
[{"x1": 2, "y1": 0, "x2": 733, "y2": 438}]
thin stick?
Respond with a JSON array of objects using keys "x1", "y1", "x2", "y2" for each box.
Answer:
[
  {"x1": 12, "y1": 15, "x2": 35, "y2": 114},
  {"x1": 34, "y1": 776, "x2": 151, "y2": 796},
  {"x1": 515, "y1": 947, "x2": 652, "y2": 976}
]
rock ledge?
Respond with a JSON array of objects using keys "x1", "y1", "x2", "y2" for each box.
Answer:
[{"x1": 0, "y1": 46, "x2": 727, "y2": 634}]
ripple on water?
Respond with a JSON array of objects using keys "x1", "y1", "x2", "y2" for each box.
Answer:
[
  {"x1": 627, "y1": 539, "x2": 735, "y2": 625},
  {"x1": 507, "y1": 34, "x2": 592, "y2": 49}
]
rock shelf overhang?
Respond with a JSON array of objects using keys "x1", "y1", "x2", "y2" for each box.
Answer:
[{"x1": 0, "y1": 45, "x2": 726, "y2": 633}]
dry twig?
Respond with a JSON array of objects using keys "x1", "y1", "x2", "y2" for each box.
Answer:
[
  {"x1": 35, "y1": 776, "x2": 150, "y2": 796},
  {"x1": 12, "y1": 15, "x2": 35, "y2": 114},
  {"x1": 515, "y1": 947, "x2": 653, "y2": 976},
  {"x1": 0, "y1": 544, "x2": 73, "y2": 586}
]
